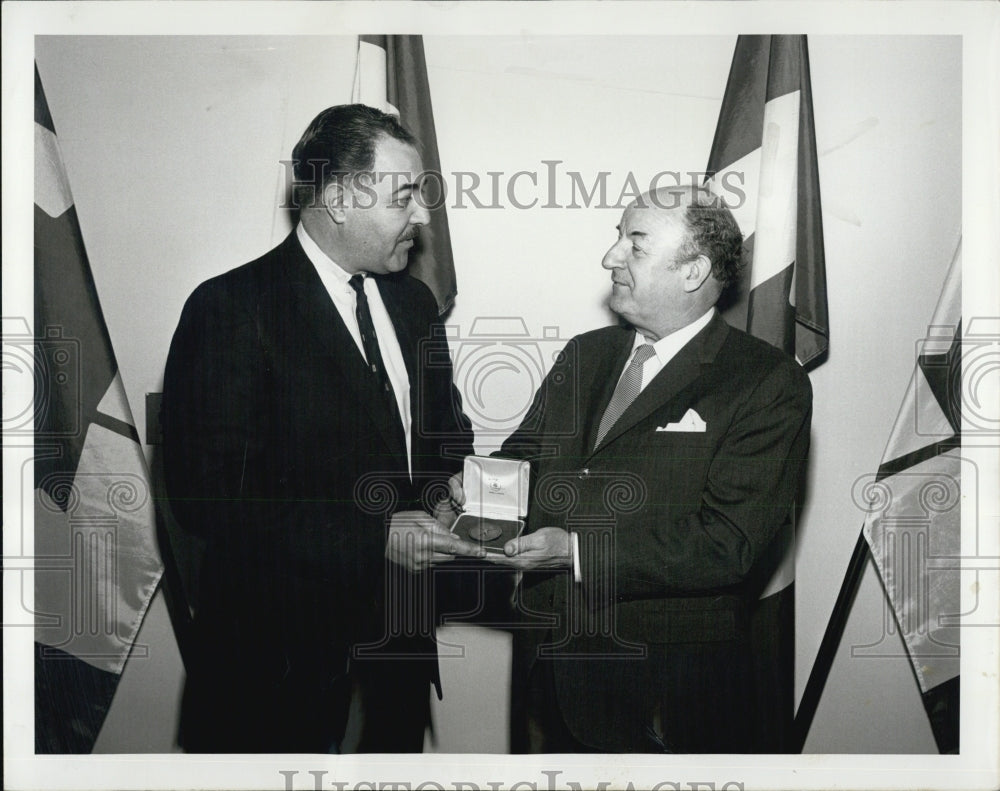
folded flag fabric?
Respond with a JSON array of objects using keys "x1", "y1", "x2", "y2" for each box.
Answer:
[
  {"x1": 861, "y1": 241, "x2": 963, "y2": 753},
  {"x1": 34, "y1": 64, "x2": 163, "y2": 753}
]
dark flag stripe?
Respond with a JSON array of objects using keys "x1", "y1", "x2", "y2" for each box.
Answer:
[
  {"x1": 746, "y1": 263, "x2": 796, "y2": 355},
  {"x1": 359, "y1": 33, "x2": 387, "y2": 49},
  {"x1": 34, "y1": 65, "x2": 56, "y2": 133},
  {"x1": 875, "y1": 437, "x2": 961, "y2": 481},
  {"x1": 35, "y1": 643, "x2": 120, "y2": 754},
  {"x1": 91, "y1": 410, "x2": 141, "y2": 444},
  {"x1": 706, "y1": 37, "x2": 767, "y2": 176},
  {"x1": 922, "y1": 676, "x2": 960, "y2": 754},
  {"x1": 793, "y1": 37, "x2": 829, "y2": 368},
  {"x1": 34, "y1": 204, "x2": 118, "y2": 492},
  {"x1": 764, "y1": 36, "x2": 806, "y2": 102}
]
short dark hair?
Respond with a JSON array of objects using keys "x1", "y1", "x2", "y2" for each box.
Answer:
[
  {"x1": 291, "y1": 104, "x2": 417, "y2": 206},
  {"x1": 676, "y1": 192, "x2": 745, "y2": 289}
]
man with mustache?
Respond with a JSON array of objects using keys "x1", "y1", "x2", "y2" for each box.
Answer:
[
  {"x1": 455, "y1": 184, "x2": 812, "y2": 752},
  {"x1": 162, "y1": 104, "x2": 480, "y2": 753}
]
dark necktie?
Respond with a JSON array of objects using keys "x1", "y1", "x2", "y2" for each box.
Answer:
[
  {"x1": 594, "y1": 343, "x2": 656, "y2": 449},
  {"x1": 348, "y1": 273, "x2": 398, "y2": 405}
]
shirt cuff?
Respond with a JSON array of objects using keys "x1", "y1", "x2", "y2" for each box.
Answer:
[{"x1": 571, "y1": 531, "x2": 582, "y2": 583}]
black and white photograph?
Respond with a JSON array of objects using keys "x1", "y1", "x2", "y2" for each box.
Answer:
[{"x1": 3, "y1": 2, "x2": 999, "y2": 790}]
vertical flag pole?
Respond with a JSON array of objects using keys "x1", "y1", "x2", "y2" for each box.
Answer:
[{"x1": 792, "y1": 532, "x2": 871, "y2": 751}]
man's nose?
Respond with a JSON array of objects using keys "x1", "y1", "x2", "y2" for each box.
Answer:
[
  {"x1": 602, "y1": 243, "x2": 625, "y2": 270},
  {"x1": 410, "y1": 200, "x2": 431, "y2": 227}
]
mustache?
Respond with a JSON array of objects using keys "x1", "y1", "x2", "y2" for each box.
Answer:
[{"x1": 400, "y1": 229, "x2": 420, "y2": 243}]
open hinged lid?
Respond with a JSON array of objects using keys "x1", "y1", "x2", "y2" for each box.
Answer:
[{"x1": 462, "y1": 455, "x2": 530, "y2": 520}]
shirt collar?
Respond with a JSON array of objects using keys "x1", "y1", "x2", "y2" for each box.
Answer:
[
  {"x1": 296, "y1": 222, "x2": 358, "y2": 286},
  {"x1": 632, "y1": 307, "x2": 715, "y2": 364}
]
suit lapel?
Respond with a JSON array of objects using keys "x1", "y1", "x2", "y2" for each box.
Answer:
[
  {"x1": 281, "y1": 234, "x2": 407, "y2": 458},
  {"x1": 589, "y1": 313, "x2": 730, "y2": 455}
]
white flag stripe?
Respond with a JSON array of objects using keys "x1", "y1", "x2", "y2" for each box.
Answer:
[
  {"x1": 34, "y1": 123, "x2": 74, "y2": 218},
  {"x1": 353, "y1": 40, "x2": 386, "y2": 108},
  {"x1": 750, "y1": 90, "x2": 800, "y2": 292},
  {"x1": 707, "y1": 146, "x2": 761, "y2": 239},
  {"x1": 862, "y1": 451, "x2": 962, "y2": 692},
  {"x1": 34, "y1": 423, "x2": 161, "y2": 675},
  {"x1": 96, "y1": 372, "x2": 137, "y2": 428},
  {"x1": 761, "y1": 521, "x2": 795, "y2": 596},
  {"x1": 353, "y1": 39, "x2": 399, "y2": 118}
]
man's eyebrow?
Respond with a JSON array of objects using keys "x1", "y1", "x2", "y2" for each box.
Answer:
[
  {"x1": 390, "y1": 182, "x2": 418, "y2": 196},
  {"x1": 614, "y1": 224, "x2": 647, "y2": 239}
]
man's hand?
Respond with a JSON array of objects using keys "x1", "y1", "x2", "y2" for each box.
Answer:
[
  {"x1": 447, "y1": 471, "x2": 465, "y2": 508},
  {"x1": 431, "y1": 471, "x2": 465, "y2": 530},
  {"x1": 386, "y1": 509, "x2": 485, "y2": 573},
  {"x1": 492, "y1": 527, "x2": 572, "y2": 570}
]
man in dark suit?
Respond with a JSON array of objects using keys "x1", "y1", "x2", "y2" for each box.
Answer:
[
  {"x1": 161, "y1": 104, "x2": 480, "y2": 753},
  {"x1": 454, "y1": 185, "x2": 812, "y2": 752}
]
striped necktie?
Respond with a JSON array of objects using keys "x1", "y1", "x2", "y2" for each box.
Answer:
[{"x1": 594, "y1": 343, "x2": 656, "y2": 449}]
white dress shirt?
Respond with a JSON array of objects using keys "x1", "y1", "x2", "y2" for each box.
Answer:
[
  {"x1": 296, "y1": 223, "x2": 412, "y2": 476},
  {"x1": 571, "y1": 307, "x2": 716, "y2": 581},
  {"x1": 625, "y1": 306, "x2": 715, "y2": 393}
]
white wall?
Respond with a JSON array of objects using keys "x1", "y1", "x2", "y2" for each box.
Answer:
[{"x1": 33, "y1": 33, "x2": 961, "y2": 755}]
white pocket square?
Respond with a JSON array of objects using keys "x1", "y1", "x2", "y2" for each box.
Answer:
[{"x1": 656, "y1": 408, "x2": 706, "y2": 433}]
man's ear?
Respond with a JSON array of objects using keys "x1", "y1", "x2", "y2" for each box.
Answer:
[
  {"x1": 682, "y1": 254, "x2": 714, "y2": 293},
  {"x1": 323, "y1": 181, "x2": 348, "y2": 224}
]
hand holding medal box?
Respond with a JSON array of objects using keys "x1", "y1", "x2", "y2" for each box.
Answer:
[{"x1": 450, "y1": 455, "x2": 529, "y2": 554}]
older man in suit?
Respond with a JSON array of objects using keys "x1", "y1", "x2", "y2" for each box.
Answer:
[
  {"x1": 455, "y1": 185, "x2": 812, "y2": 752},
  {"x1": 162, "y1": 104, "x2": 481, "y2": 753}
]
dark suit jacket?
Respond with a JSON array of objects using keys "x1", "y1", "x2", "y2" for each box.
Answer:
[
  {"x1": 501, "y1": 312, "x2": 812, "y2": 752},
  {"x1": 161, "y1": 232, "x2": 473, "y2": 751}
]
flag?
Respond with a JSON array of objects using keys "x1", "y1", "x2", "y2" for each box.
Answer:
[
  {"x1": 33, "y1": 65, "x2": 163, "y2": 753},
  {"x1": 705, "y1": 35, "x2": 829, "y2": 751},
  {"x1": 860, "y1": 242, "x2": 962, "y2": 753},
  {"x1": 354, "y1": 35, "x2": 458, "y2": 315},
  {"x1": 707, "y1": 35, "x2": 829, "y2": 367}
]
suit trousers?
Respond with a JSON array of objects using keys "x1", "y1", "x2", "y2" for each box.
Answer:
[
  {"x1": 180, "y1": 658, "x2": 431, "y2": 753},
  {"x1": 511, "y1": 633, "x2": 755, "y2": 753}
]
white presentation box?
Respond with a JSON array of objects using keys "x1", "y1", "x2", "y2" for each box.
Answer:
[{"x1": 450, "y1": 455, "x2": 530, "y2": 554}]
